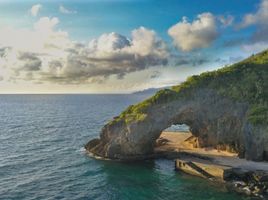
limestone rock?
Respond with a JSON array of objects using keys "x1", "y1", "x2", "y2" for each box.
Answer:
[{"x1": 86, "y1": 50, "x2": 268, "y2": 161}]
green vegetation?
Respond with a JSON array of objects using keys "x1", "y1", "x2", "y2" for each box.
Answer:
[
  {"x1": 110, "y1": 89, "x2": 180, "y2": 124},
  {"x1": 112, "y1": 50, "x2": 268, "y2": 125},
  {"x1": 248, "y1": 105, "x2": 268, "y2": 125}
]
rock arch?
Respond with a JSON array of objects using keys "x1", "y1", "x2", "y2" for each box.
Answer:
[
  {"x1": 86, "y1": 51, "x2": 268, "y2": 161},
  {"x1": 86, "y1": 88, "x2": 267, "y2": 161}
]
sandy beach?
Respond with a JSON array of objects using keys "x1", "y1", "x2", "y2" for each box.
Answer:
[{"x1": 155, "y1": 131, "x2": 268, "y2": 172}]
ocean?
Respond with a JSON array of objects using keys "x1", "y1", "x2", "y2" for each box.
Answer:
[{"x1": 0, "y1": 94, "x2": 248, "y2": 200}]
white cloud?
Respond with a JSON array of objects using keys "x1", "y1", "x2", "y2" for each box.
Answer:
[
  {"x1": 236, "y1": 0, "x2": 268, "y2": 48},
  {"x1": 239, "y1": 0, "x2": 268, "y2": 28},
  {"x1": 242, "y1": 42, "x2": 268, "y2": 53},
  {"x1": 218, "y1": 15, "x2": 234, "y2": 27},
  {"x1": 88, "y1": 32, "x2": 130, "y2": 52},
  {"x1": 45, "y1": 27, "x2": 168, "y2": 83},
  {"x1": 59, "y1": 5, "x2": 77, "y2": 14},
  {"x1": 0, "y1": 18, "x2": 168, "y2": 84},
  {"x1": 0, "y1": 17, "x2": 69, "y2": 54},
  {"x1": 34, "y1": 17, "x2": 60, "y2": 32},
  {"x1": 168, "y1": 12, "x2": 218, "y2": 51},
  {"x1": 30, "y1": 4, "x2": 42, "y2": 17}
]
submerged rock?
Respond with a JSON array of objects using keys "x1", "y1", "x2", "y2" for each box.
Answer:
[{"x1": 225, "y1": 169, "x2": 268, "y2": 199}]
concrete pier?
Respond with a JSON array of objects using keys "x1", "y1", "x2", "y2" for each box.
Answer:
[{"x1": 175, "y1": 158, "x2": 231, "y2": 181}]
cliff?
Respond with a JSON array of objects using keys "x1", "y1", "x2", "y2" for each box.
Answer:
[{"x1": 86, "y1": 50, "x2": 268, "y2": 161}]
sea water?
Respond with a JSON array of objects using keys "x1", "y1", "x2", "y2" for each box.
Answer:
[{"x1": 0, "y1": 94, "x2": 249, "y2": 200}]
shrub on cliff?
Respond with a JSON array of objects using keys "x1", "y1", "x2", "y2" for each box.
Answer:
[{"x1": 112, "y1": 50, "x2": 268, "y2": 125}]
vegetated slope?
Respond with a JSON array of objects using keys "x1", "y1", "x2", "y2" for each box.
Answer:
[{"x1": 115, "y1": 50, "x2": 268, "y2": 126}]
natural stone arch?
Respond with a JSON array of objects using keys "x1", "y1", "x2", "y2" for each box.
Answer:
[
  {"x1": 86, "y1": 51, "x2": 268, "y2": 161},
  {"x1": 86, "y1": 88, "x2": 266, "y2": 161}
]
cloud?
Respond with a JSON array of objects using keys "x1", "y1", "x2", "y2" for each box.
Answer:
[
  {"x1": 223, "y1": 38, "x2": 246, "y2": 47},
  {"x1": 168, "y1": 12, "x2": 218, "y2": 51},
  {"x1": 30, "y1": 4, "x2": 42, "y2": 17},
  {"x1": 0, "y1": 17, "x2": 69, "y2": 55},
  {"x1": 241, "y1": 42, "x2": 268, "y2": 53},
  {"x1": 238, "y1": 0, "x2": 268, "y2": 43},
  {"x1": 231, "y1": 0, "x2": 268, "y2": 51},
  {"x1": 239, "y1": 0, "x2": 268, "y2": 28},
  {"x1": 59, "y1": 5, "x2": 77, "y2": 14},
  {"x1": 0, "y1": 18, "x2": 168, "y2": 84},
  {"x1": 42, "y1": 27, "x2": 168, "y2": 83},
  {"x1": 0, "y1": 47, "x2": 10, "y2": 57},
  {"x1": 88, "y1": 32, "x2": 130, "y2": 51},
  {"x1": 17, "y1": 52, "x2": 42, "y2": 72},
  {"x1": 150, "y1": 71, "x2": 161, "y2": 79},
  {"x1": 218, "y1": 15, "x2": 234, "y2": 27},
  {"x1": 34, "y1": 17, "x2": 59, "y2": 31},
  {"x1": 171, "y1": 53, "x2": 209, "y2": 67}
]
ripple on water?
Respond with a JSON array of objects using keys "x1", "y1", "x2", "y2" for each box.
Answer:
[{"x1": 0, "y1": 95, "x2": 249, "y2": 200}]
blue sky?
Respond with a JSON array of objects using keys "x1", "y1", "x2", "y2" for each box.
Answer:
[
  {"x1": 0, "y1": 0, "x2": 257, "y2": 40},
  {"x1": 0, "y1": 0, "x2": 267, "y2": 93}
]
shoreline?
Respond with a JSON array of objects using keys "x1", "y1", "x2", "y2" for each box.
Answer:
[
  {"x1": 86, "y1": 131, "x2": 268, "y2": 199},
  {"x1": 156, "y1": 131, "x2": 268, "y2": 199}
]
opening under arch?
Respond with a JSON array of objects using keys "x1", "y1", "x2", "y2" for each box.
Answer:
[
  {"x1": 153, "y1": 122, "x2": 238, "y2": 158},
  {"x1": 155, "y1": 123, "x2": 200, "y2": 153}
]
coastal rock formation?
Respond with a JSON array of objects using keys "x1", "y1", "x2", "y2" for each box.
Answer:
[{"x1": 86, "y1": 50, "x2": 268, "y2": 161}]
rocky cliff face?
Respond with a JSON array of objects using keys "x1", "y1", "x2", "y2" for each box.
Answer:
[
  {"x1": 86, "y1": 50, "x2": 268, "y2": 161},
  {"x1": 86, "y1": 89, "x2": 267, "y2": 161}
]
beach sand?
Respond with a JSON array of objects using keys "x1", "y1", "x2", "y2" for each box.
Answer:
[{"x1": 155, "y1": 131, "x2": 268, "y2": 172}]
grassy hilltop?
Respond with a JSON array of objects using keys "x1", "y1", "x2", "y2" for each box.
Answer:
[{"x1": 113, "y1": 50, "x2": 268, "y2": 125}]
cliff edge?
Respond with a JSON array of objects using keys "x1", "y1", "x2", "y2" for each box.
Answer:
[{"x1": 86, "y1": 50, "x2": 268, "y2": 161}]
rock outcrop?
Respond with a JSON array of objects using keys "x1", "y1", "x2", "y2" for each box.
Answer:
[{"x1": 86, "y1": 50, "x2": 268, "y2": 161}]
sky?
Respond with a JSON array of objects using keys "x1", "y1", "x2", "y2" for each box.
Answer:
[{"x1": 0, "y1": 0, "x2": 267, "y2": 93}]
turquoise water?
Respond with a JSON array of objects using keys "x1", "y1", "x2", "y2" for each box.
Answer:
[{"x1": 0, "y1": 95, "x2": 249, "y2": 200}]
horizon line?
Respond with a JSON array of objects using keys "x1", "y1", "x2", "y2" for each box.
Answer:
[{"x1": 0, "y1": 93, "x2": 132, "y2": 95}]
